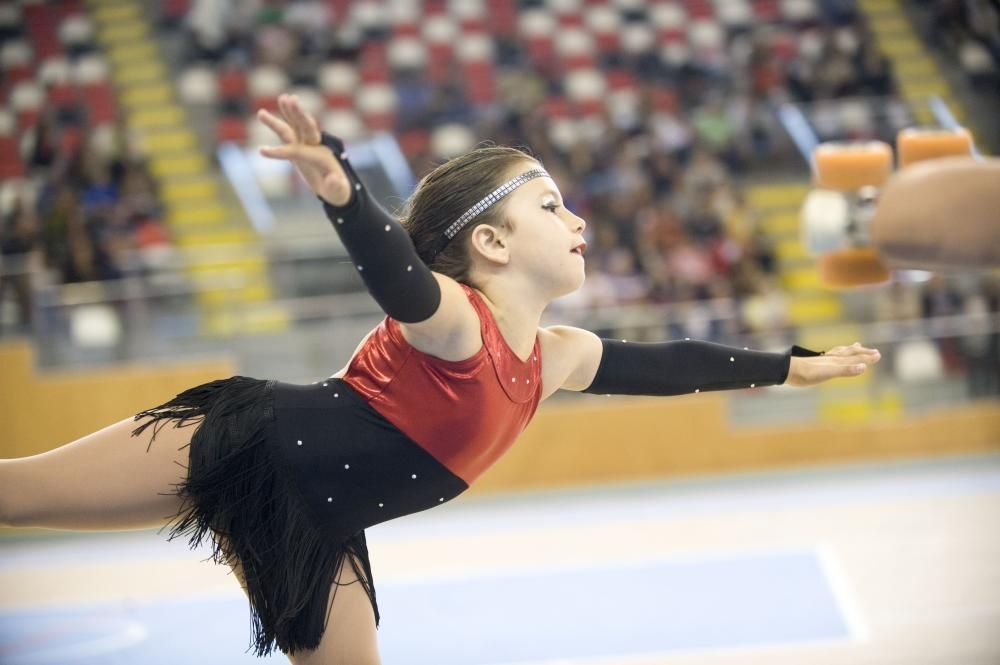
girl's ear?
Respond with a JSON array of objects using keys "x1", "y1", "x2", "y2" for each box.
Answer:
[{"x1": 470, "y1": 223, "x2": 510, "y2": 265}]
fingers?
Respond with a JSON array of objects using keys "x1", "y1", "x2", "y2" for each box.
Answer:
[
  {"x1": 278, "y1": 94, "x2": 321, "y2": 145},
  {"x1": 257, "y1": 108, "x2": 295, "y2": 144}
]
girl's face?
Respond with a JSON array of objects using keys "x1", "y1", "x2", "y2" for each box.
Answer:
[{"x1": 494, "y1": 162, "x2": 589, "y2": 295}]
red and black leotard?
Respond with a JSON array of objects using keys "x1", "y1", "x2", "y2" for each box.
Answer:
[{"x1": 269, "y1": 283, "x2": 542, "y2": 543}]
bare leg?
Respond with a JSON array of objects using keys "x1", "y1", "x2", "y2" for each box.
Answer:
[
  {"x1": 221, "y1": 546, "x2": 381, "y2": 665},
  {"x1": 286, "y1": 554, "x2": 382, "y2": 665},
  {"x1": 0, "y1": 414, "x2": 196, "y2": 531}
]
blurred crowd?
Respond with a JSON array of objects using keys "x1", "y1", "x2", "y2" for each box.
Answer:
[
  {"x1": 1, "y1": 0, "x2": 997, "y2": 400},
  {"x1": 0, "y1": 112, "x2": 174, "y2": 332},
  {"x1": 165, "y1": 0, "x2": 906, "y2": 336},
  {"x1": 913, "y1": 0, "x2": 1000, "y2": 87}
]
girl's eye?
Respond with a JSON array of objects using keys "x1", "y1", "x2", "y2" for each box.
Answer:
[{"x1": 542, "y1": 203, "x2": 560, "y2": 213}]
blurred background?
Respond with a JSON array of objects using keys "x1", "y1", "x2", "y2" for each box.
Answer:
[{"x1": 1, "y1": 0, "x2": 998, "y2": 663}]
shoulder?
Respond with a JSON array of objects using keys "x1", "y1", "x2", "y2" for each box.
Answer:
[
  {"x1": 539, "y1": 325, "x2": 604, "y2": 392},
  {"x1": 396, "y1": 272, "x2": 482, "y2": 362}
]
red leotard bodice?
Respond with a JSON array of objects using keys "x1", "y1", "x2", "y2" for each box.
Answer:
[{"x1": 341, "y1": 284, "x2": 542, "y2": 485}]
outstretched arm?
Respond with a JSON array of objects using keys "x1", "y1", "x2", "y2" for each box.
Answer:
[
  {"x1": 550, "y1": 326, "x2": 880, "y2": 395},
  {"x1": 258, "y1": 95, "x2": 441, "y2": 324}
]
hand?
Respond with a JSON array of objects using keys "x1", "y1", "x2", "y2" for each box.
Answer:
[
  {"x1": 257, "y1": 94, "x2": 352, "y2": 206},
  {"x1": 785, "y1": 342, "x2": 881, "y2": 387}
]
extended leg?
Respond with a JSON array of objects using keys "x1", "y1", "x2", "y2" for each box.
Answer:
[{"x1": 0, "y1": 413, "x2": 196, "y2": 531}]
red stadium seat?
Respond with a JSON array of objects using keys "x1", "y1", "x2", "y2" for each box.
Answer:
[
  {"x1": 16, "y1": 109, "x2": 40, "y2": 133},
  {"x1": 325, "y1": 93, "x2": 354, "y2": 110},
  {"x1": 251, "y1": 95, "x2": 280, "y2": 113},
  {"x1": 82, "y1": 82, "x2": 117, "y2": 124},
  {"x1": 398, "y1": 128, "x2": 430, "y2": 158},
  {"x1": 463, "y1": 61, "x2": 495, "y2": 104},
  {"x1": 47, "y1": 81, "x2": 78, "y2": 108},
  {"x1": 218, "y1": 69, "x2": 247, "y2": 101},
  {"x1": 216, "y1": 115, "x2": 248, "y2": 145},
  {"x1": 0, "y1": 135, "x2": 24, "y2": 179}
]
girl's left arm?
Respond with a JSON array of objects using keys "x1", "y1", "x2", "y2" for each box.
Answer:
[{"x1": 550, "y1": 326, "x2": 879, "y2": 395}]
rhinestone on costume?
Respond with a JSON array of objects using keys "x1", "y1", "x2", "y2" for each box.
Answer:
[
  {"x1": 334, "y1": 393, "x2": 339, "y2": 397},
  {"x1": 327, "y1": 497, "x2": 333, "y2": 502},
  {"x1": 344, "y1": 464, "x2": 350, "y2": 469},
  {"x1": 297, "y1": 440, "x2": 303, "y2": 446},
  {"x1": 695, "y1": 389, "x2": 700, "y2": 393},
  {"x1": 355, "y1": 183, "x2": 361, "y2": 190},
  {"x1": 385, "y1": 225, "x2": 390, "y2": 231},
  {"x1": 439, "y1": 498, "x2": 444, "y2": 502},
  {"x1": 411, "y1": 474, "x2": 417, "y2": 479},
  {"x1": 358, "y1": 265, "x2": 363, "y2": 271},
  {"x1": 730, "y1": 357, "x2": 734, "y2": 362},
  {"x1": 323, "y1": 382, "x2": 328, "y2": 386},
  {"x1": 337, "y1": 217, "x2": 344, "y2": 224},
  {"x1": 341, "y1": 152, "x2": 348, "y2": 159},
  {"x1": 750, "y1": 384, "x2": 755, "y2": 388},
  {"x1": 407, "y1": 265, "x2": 412, "y2": 271},
  {"x1": 685, "y1": 337, "x2": 690, "y2": 340},
  {"x1": 378, "y1": 502, "x2": 384, "y2": 508}
]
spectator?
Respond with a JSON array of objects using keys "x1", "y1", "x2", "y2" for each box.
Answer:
[{"x1": 0, "y1": 196, "x2": 40, "y2": 332}]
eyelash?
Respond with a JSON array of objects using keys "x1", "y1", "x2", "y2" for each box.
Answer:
[{"x1": 542, "y1": 203, "x2": 560, "y2": 213}]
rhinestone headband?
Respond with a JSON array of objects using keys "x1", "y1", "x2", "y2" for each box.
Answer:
[{"x1": 442, "y1": 168, "x2": 551, "y2": 242}]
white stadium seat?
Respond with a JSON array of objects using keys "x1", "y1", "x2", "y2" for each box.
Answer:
[
  {"x1": 422, "y1": 15, "x2": 459, "y2": 44},
  {"x1": 621, "y1": 24, "x2": 655, "y2": 54},
  {"x1": 0, "y1": 109, "x2": 14, "y2": 136},
  {"x1": 58, "y1": 14, "x2": 95, "y2": 48},
  {"x1": 1, "y1": 40, "x2": 32, "y2": 70},
  {"x1": 430, "y1": 123, "x2": 475, "y2": 160},
  {"x1": 318, "y1": 61, "x2": 359, "y2": 94},
  {"x1": 351, "y1": 1, "x2": 386, "y2": 31},
  {"x1": 448, "y1": 0, "x2": 486, "y2": 21},
  {"x1": 388, "y1": 36, "x2": 428, "y2": 70},
  {"x1": 288, "y1": 87, "x2": 325, "y2": 119},
  {"x1": 660, "y1": 42, "x2": 691, "y2": 67},
  {"x1": 717, "y1": 0, "x2": 753, "y2": 28},
  {"x1": 584, "y1": 5, "x2": 621, "y2": 33},
  {"x1": 72, "y1": 55, "x2": 109, "y2": 85},
  {"x1": 689, "y1": 20, "x2": 725, "y2": 51},
  {"x1": 248, "y1": 65, "x2": 289, "y2": 99},
  {"x1": 178, "y1": 65, "x2": 219, "y2": 104},
  {"x1": 356, "y1": 83, "x2": 398, "y2": 116},
  {"x1": 321, "y1": 109, "x2": 366, "y2": 141},
  {"x1": 546, "y1": 0, "x2": 583, "y2": 14},
  {"x1": 564, "y1": 68, "x2": 607, "y2": 102},
  {"x1": 456, "y1": 33, "x2": 495, "y2": 63},
  {"x1": 648, "y1": 2, "x2": 686, "y2": 29},
  {"x1": 520, "y1": 9, "x2": 557, "y2": 37},
  {"x1": 554, "y1": 28, "x2": 594, "y2": 58},
  {"x1": 781, "y1": 0, "x2": 818, "y2": 23},
  {"x1": 37, "y1": 56, "x2": 72, "y2": 86},
  {"x1": 387, "y1": 0, "x2": 420, "y2": 26},
  {"x1": 9, "y1": 81, "x2": 43, "y2": 112}
]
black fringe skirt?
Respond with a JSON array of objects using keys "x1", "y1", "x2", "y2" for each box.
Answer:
[{"x1": 129, "y1": 375, "x2": 379, "y2": 658}]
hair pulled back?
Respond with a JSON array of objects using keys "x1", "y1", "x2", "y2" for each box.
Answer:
[{"x1": 399, "y1": 145, "x2": 540, "y2": 286}]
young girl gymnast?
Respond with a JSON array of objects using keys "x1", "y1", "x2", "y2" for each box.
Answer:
[{"x1": 0, "y1": 94, "x2": 881, "y2": 664}]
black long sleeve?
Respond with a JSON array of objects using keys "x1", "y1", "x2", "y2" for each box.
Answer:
[
  {"x1": 317, "y1": 133, "x2": 441, "y2": 323},
  {"x1": 581, "y1": 338, "x2": 824, "y2": 396}
]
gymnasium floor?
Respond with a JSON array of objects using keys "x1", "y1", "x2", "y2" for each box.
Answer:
[{"x1": 2, "y1": 452, "x2": 999, "y2": 664}]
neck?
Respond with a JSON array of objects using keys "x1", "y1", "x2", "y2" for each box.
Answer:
[{"x1": 472, "y1": 275, "x2": 548, "y2": 362}]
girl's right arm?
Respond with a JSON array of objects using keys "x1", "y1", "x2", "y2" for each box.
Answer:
[{"x1": 257, "y1": 95, "x2": 441, "y2": 325}]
